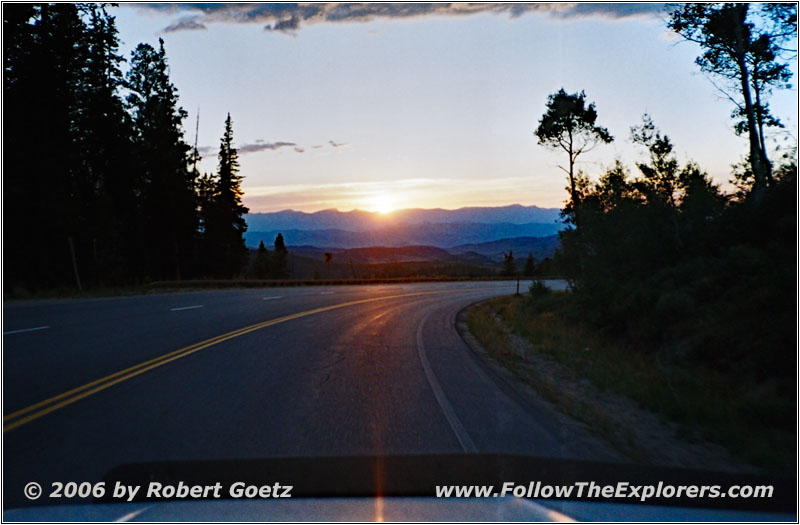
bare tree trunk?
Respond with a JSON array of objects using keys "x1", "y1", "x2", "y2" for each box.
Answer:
[
  {"x1": 753, "y1": 81, "x2": 773, "y2": 184},
  {"x1": 732, "y1": 4, "x2": 767, "y2": 195},
  {"x1": 68, "y1": 236, "x2": 83, "y2": 292},
  {"x1": 567, "y1": 131, "x2": 578, "y2": 206}
]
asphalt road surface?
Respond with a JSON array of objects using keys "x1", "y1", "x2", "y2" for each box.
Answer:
[{"x1": 3, "y1": 280, "x2": 617, "y2": 509}]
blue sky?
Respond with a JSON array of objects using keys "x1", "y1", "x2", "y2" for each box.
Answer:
[{"x1": 114, "y1": 3, "x2": 797, "y2": 213}]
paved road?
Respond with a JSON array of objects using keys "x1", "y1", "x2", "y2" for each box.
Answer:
[{"x1": 3, "y1": 280, "x2": 615, "y2": 508}]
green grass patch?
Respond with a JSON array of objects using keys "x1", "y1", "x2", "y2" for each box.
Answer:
[{"x1": 468, "y1": 292, "x2": 795, "y2": 471}]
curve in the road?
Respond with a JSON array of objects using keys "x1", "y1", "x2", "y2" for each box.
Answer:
[
  {"x1": 3, "y1": 288, "x2": 488, "y2": 433},
  {"x1": 416, "y1": 309, "x2": 477, "y2": 453}
]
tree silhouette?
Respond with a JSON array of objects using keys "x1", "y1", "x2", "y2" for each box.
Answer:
[
  {"x1": 523, "y1": 253, "x2": 536, "y2": 277},
  {"x1": 5, "y1": 4, "x2": 92, "y2": 289},
  {"x1": 203, "y1": 113, "x2": 249, "y2": 277},
  {"x1": 74, "y1": 4, "x2": 138, "y2": 284},
  {"x1": 630, "y1": 114, "x2": 680, "y2": 207},
  {"x1": 668, "y1": 3, "x2": 797, "y2": 194},
  {"x1": 251, "y1": 240, "x2": 272, "y2": 279},
  {"x1": 535, "y1": 89, "x2": 613, "y2": 206},
  {"x1": 3, "y1": 5, "x2": 258, "y2": 291},
  {"x1": 272, "y1": 233, "x2": 289, "y2": 279},
  {"x1": 501, "y1": 250, "x2": 517, "y2": 277},
  {"x1": 126, "y1": 38, "x2": 196, "y2": 281}
]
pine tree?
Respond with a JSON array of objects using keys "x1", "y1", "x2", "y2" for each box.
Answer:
[
  {"x1": 126, "y1": 38, "x2": 196, "y2": 281},
  {"x1": 204, "y1": 113, "x2": 249, "y2": 277},
  {"x1": 4, "y1": 5, "x2": 204, "y2": 291},
  {"x1": 196, "y1": 171, "x2": 217, "y2": 275},
  {"x1": 4, "y1": 4, "x2": 86, "y2": 290},
  {"x1": 73, "y1": 5, "x2": 137, "y2": 284},
  {"x1": 523, "y1": 253, "x2": 536, "y2": 277},
  {"x1": 271, "y1": 233, "x2": 289, "y2": 279},
  {"x1": 251, "y1": 240, "x2": 272, "y2": 279}
]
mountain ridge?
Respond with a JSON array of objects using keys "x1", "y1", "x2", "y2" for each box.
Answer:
[{"x1": 245, "y1": 204, "x2": 561, "y2": 233}]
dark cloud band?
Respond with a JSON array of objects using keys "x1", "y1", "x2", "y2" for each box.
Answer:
[
  {"x1": 139, "y1": 3, "x2": 666, "y2": 34},
  {"x1": 239, "y1": 141, "x2": 297, "y2": 154},
  {"x1": 197, "y1": 140, "x2": 347, "y2": 156}
]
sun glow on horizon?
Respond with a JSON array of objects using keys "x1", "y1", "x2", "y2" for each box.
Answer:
[{"x1": 366, "y1": 194, "x2": 397, "y2": 215}]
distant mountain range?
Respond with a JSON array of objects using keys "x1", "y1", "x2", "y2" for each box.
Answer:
[
  {"x1": 244, "y1": 205, "x2": 563, "y2": 249},
  {"x1": 245, "y1": 204, "x2": 560, "y2": 232}
]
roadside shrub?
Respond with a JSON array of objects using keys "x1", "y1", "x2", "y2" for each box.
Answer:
[{"x1": 529, "y1": 279, "x2": 551, "y2": 297}]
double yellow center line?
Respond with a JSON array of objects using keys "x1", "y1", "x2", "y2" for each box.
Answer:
[{"x1": 4, "y1": 289, "x2": 462, "y2": 432}]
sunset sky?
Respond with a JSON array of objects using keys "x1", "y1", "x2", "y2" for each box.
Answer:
[{"x1": 114, "y1": 3, "x2": 797, "y2": 213}]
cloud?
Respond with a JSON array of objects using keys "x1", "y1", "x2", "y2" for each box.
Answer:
[
  {"x1": 546, "y1": 3, "x2": 665, "y2": 20},
  {"x1": 197, "y1": 139, "x2": 345, "y2": 156},
  {"x1": 238, "y1": 141, "x2": 297, "y2": 154},
  {"x1": 265, "y1": 15, "x2": 301, "y2": 32},
  {"x1": 132, "y1": 3, "x2": 666, "y2": 34},
  {"x1": 163, "y1": 16, "x2": 207, "y2": 32}
]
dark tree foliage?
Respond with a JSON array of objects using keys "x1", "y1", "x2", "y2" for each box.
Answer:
[
  {"x1": 630, "y1": 114, "x2": 680, "y2": 207},
  {"x1": 126, "y1": 38, "x2": 196, "y2": 281},
  {"x1": 3, "y1": 5, "x2": 251, "y2": 292},
  {"x1": 250, "y1": 240, "x2": 272, "y2": 279},
  {"x1": 75, "y1": 5, "x2": 138, "y2": 284},
  {"x1": 523, "y1": 253, "x2": 536, "y2": 277},
  {"x1": 534, "y1": 89, "x2": 613, "y2": 206},
  {"x1": 196, "y1": 170, "x2": 218, "y2": 272},
  {"x1": 202, "y1": 114, "x2": 249, "y2": 278},
  {"x1": 553, "y1": 115, "x2": 793, "y2": 392},
  {"x1": 271, "y1": 233, "x2": 289, "y2": 279},
  {"x1": 501, "y1": 250, "x2": 517, "y2": 277},
  {"x1": 4, "y1": 4, "x2": 136, "y2": 290},
  {"x1": 668, "y1": 3, "x2": 798, "y2": 194}
]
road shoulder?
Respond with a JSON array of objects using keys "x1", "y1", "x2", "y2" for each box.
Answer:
[
  {"x1": 456, "y1": 299, "x2": 756, "y2": 473},
  {"x1": 454, "y1": 302, "x2": 624, "y2": 463}
]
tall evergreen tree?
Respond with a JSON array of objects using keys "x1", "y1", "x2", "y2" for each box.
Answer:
[
  {"x1": 4, "y1": 4, "x2": 86, "y2": 290},
  {"x1": 251, "y1": 240, "x2": 272, "y2": 279},
  {"x1": 126, "y1": 38, "x2": 196, "y2": 281},
  {"x1": 73, "y1": 4, "x2": 137, "y2": 284},
  {"x1": 204, "y1": 114, "x2": 249, "y2": 277},
  {"x1": 4, "y1": 5, "x2": 207, "y2": 291},
  {"x1": 271, "y1": 233, "x2": 289, "y2": 279}
]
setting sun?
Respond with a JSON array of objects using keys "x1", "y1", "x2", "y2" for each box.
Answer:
[{"x1": 368, "y1": 194, "x2": 396, "y2": 215}]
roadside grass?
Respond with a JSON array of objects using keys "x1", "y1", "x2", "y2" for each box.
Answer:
[{"x1": 467, "y1": 293, "x2": 794, "y2": 471}]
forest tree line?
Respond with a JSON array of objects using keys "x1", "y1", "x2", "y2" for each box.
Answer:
[
  {"x1": 4, "y1": 4, "x2": 251, "y2": 293},
  {"x1": 534, "y1": 3, "x2": 796, "y2": 386}
]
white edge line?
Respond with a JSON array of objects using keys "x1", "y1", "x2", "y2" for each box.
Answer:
[
  {"x1": 416, "y1": 310, "x2": 478, "y2": 453},
  {"x1": 169, "y1": 305, "x2": 204, "y2": 311},
  {"x1": 320, "y1": 291, "x2": 335, "y2": 295},
  {"x1": 262, "y1": 296, "x2": 282, "y2": 300},
  {"x1": 3, "y1": 326, "x2": 51, "y2": 335}
]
